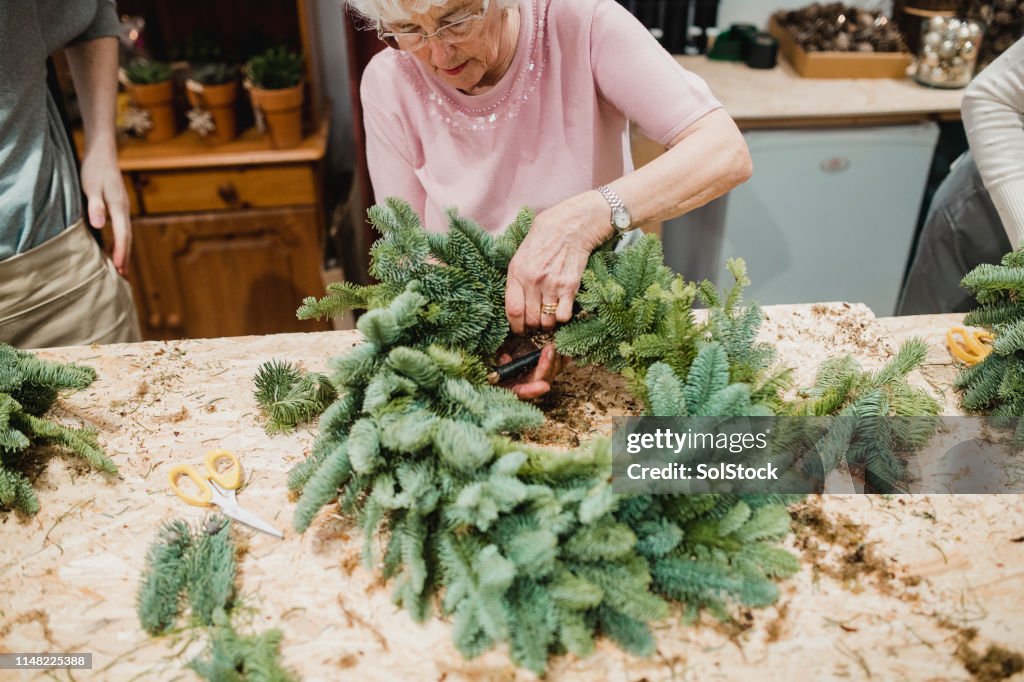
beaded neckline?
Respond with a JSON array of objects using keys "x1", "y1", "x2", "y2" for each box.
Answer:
[{"x1": 396, "y1": 0, "x2": 548, "y2": 131}]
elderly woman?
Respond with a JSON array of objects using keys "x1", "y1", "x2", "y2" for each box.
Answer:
[{"x1": 351, "y1": 0, "x2": 752, "y2": 397}]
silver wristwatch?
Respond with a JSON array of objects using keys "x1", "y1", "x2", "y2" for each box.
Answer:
[{"x1": 595, "y1": 185, "x2": 633, "y2": 235}]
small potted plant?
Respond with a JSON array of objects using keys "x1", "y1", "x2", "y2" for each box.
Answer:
[
  {"x1": 123, "y1": 58, "x2": 176, "y2": 142},
  {"x1": 244, "y1": 46, "x2": 305, "y2": 149},
  {"x1": 185, "y1": 63, "x2": 239, "y2": 145}
]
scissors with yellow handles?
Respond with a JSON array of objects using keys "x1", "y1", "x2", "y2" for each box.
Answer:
[
  {"x1": 946, "y1": 326, "x2": 994, "y2": 366},
  {"x1": 167, "y1": 449, "x2": 283, "y2": 539}
]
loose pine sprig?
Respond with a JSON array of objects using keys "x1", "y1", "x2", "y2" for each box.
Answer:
[
  {"x1": 253, "y1": 359, "x2": 337, "y2": 435},
  {"x1": 0, "y1": 343, "x2": 111, "y2": 516},
  {"x1": 789, "y1": 338, "x2": 941, "y2": 491},
  {"x1": 136, "y1": 514, "x2": 236, "y2": 632},
  {"x1": 137, "y1": 515, "x2": 297, "y2": 680},
  {"x1": 137, "y1": 519, "x2": 193, "y2": 635},
  {"x1": 189, "y1": 609, "x2": 299, "y2": 682}
]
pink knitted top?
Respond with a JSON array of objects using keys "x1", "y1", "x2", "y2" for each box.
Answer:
[{"x1": 361, "y1": 0, "x2": 722, "y2": 234}]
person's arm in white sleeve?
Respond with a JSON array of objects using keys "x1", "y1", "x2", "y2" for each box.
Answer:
[{"x1": 962, "y1": 36, "x2": 1024, "y2": 249}]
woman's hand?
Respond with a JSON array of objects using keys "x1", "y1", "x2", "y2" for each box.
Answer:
[
  {"x1": 80, "y1": 144, "x2": 132, "y2": 275},
  {"x1": 498, "y1": 342, "x2": 565, "y2": 401},
  {"x1": 505, "y1": 191, "x2": 612, "y2": 333}
]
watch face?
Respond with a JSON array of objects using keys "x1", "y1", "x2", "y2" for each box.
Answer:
[{"x1": 612, "y1": 208, "x2": 631, "y2": 231}]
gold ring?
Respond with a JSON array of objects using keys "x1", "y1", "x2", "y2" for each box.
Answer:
[{"x1": 541, "y1": 303, "x2": 558, "y2": 315}]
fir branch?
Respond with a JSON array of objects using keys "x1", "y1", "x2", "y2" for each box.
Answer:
[
  {"x1": 189, "y1": 612, "x2": 299, "y2": 682},
  {"x1": 253, "y1": 359, "x2": 337, "y2": 435},
  {"x1": 187, "y1": 515, "x2": 237, "y2": 627},
  {"x1": 137, "y1": 519, "x2": 193, "y2": 635},
  {"x1": 278, "y1": 200, "x2": 845, "y2": 674},
  {"x1": 0, "y1": 345, "x2": 109, "y2": 515}
]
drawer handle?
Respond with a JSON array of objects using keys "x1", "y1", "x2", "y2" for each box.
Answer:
[
  {"x1": 165, "y1": 313, "x2": 183, "y2": 330},
  {"x1": 217, "y1": 183, "x2": 239, "y2": 206}
]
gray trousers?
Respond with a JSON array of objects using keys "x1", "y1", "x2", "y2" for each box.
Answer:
[{"x1": 896, "y1": 152, "x2": 1009, "y2": 316}]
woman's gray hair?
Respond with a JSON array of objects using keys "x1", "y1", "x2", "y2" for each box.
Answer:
[{"x1": 347, "y1": 0, "x2": 520, "y2": 26}]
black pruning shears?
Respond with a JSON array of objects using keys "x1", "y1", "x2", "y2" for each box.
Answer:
[{"x1": 486, "y1": 302, "x2": 583, "y2": 385}]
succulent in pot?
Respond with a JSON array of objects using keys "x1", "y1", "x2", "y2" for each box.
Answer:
[
  {"x1": 186, "y1": 62, "x2": 239, "y2": 145},
  {"x1": 244, "y1": 46, "x2": 305, "y2": 149},
  {"x1": 123, "y1": 59, "x2": 176, "y2": 142}
]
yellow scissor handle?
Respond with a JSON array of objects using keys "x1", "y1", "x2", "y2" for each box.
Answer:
[
  {"x1": 168, "y1": 463, "x2": 213, "y2": 506},
  {"x1": 204, "y1": 449, "x2": 243, "y2": 490},
  {"x1": 946, "y1": 326, "x2": 994, "y2": 366}
]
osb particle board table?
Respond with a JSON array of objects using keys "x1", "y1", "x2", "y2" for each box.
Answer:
[{"x1": 1, "y1": 303, "x2": 1021, "y2": 681}]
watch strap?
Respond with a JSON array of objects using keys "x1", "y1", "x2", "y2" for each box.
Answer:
[{"x1": 595, "y1": 184, "x2": 632, "y2": 233}]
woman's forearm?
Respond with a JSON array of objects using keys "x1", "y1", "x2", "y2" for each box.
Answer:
[
  {"x1": 606, "y1": 109, "x2": 752, "y2": 231},
  {"x1": 64, "y1": 36, "x2": 120, "y2": 155}
]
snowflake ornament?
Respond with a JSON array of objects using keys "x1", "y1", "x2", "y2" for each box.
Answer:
[
  {"x1": 187, "y1": 107, "x2": 216, "y2": 137},
  {"x1": 122, "y1": 105, "x2": 152, "y2": 136}
]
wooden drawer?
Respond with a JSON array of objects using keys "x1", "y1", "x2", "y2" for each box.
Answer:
[
  {"x1": 123, "y1": 174, "x2": 141, "y2": 216},
  {"x1": 134, "y1": 164, "x2": 316, "y2": 215}
]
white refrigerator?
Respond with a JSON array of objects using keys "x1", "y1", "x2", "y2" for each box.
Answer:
[{"x1": 661, "y1": 121, "x2": 941, "y2": 316}]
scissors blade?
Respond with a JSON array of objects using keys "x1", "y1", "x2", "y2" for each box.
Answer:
[
  {"x1": 209, "y1": 484, "x2": 284, "y2": 539},
  {"x1": 219, "y1": 501, "x2": 285, "y2": 539}
]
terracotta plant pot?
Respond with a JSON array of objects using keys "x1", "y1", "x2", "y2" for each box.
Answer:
[
  {"x1": 127, "y1": 80, "x2": 176, "y2": 142},
  {"x1": 249, "y1": 82, "x2": 304, "y2": 149},
  {"x1": 186, "y1": 79, "x2": 239, "y2": 145}
]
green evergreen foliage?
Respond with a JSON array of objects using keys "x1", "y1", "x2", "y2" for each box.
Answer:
[
  {"x1": 556, "y1": 248, "x2": 792, "y2": 412},
  {"x1": 137, "y1": 519, "x2": 193, "y2": 636},
  {"x1": 253, "y1": 359, "x2": 337, "y2": 435},
  {"x1": 244, "y1": 46, "x2": 304, "y2": 90},
  {"x1": 124, "y1": 58, "x2": 172, "y2": 84},
  {"x1": 555, "y1": 235, "x2": 701, "y2": 385},
  {"x1": 699, "y1": 259, "x2": 792, "y2": 407},
  {"x1": 187, "y1": 516, "x2": 238, "y2": 627},
  {"x1": 137, "y1": 515, "x2": 294, "y2": 680},
  {"x1": 0, "y1": 344, "x2": 110, "y2": 516},
  {"x1": 957, "y1": 249, "x2": 1024, "y2": 438},
  {"x1": 284, "y1": 200, "x2": 811, "y2": 673},
  {"x1": 137, "y1": 514, "x2": 236, "y2": 632},
  {"x1": 285, "y1": 198, "x2": 945, "y2": 672},
  {"x1": 297, "y1": 199, "x2": 521, "y2": 360},
  {"x1": 189, "y1": 609, "x2": 299, "y2": 682},
  {"x1": 789, "y1": 339, "x2": 941, "y2": 491},
  {"x1": 190, "y1": 62, "x2": 237, "y2": 85}
]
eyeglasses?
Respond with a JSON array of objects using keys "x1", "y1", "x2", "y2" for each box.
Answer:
[{"x1": 376, "y1": 0, "x2": 489, "y2": 51}]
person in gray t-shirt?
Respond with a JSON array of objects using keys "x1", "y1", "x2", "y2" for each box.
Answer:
[{"x1": 0, "y1": 1, "x2": 140, "y2": 348}]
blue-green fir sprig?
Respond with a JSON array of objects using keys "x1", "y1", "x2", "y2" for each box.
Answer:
[
  {"x1": 253, "y1": 359, "x2": 337, "y2": 435},
  {"x1": 789, "y1": 338, "x2": 941, "y2": 491},
  {"x1": 136, "y1": 514, "x2": 297, "y2": 680},
  {"x1": 296, "y1": 198, "x2": 531, "y2": 360},
  {"x1": 0, "y1": 343, "x2": 110, "y2": 516},
  {"x1": 189, "y1": 608, "x2": 299, "y2": 682},
  {"x1": 283, "y1": 199, "x2": 814, "y2": 674},
  {"x1": 957, "y1": 248, "x2": 1024, "y2": 441},
  {"x1": 136, "y1": 514, "x2": 236, "y2": 633}
]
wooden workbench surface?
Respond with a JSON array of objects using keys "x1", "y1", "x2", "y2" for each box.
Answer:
[
  {"x1": 1, "y1": 303, "x2": 1022, "y2": 681},
  {"x1": 675, "y1": 56, "x2": 965, "y2": 128}
]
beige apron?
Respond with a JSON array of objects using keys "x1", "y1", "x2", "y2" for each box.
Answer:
[{"x1": 0, "y1": 220, "x2": 141, "y2": 348}]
